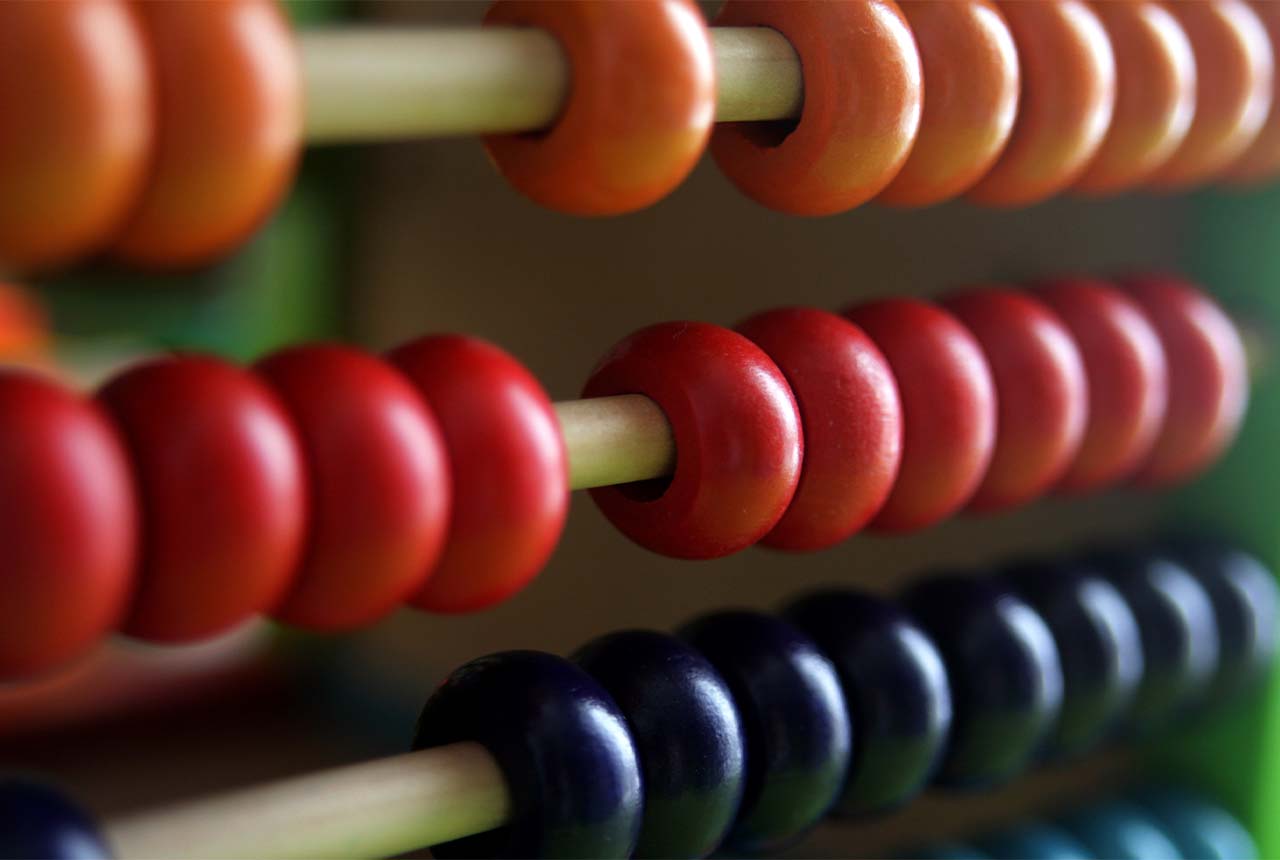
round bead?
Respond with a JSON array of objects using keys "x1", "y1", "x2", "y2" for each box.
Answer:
[
  {"x1": 877, "y1": 0, "x2": 1020, "y2": 206},
  {"x1": 735, "y1": 308, "x2": 902, "y2": 550},
  {"x1": 914, "y1": 843, "x2": 993, "y2": 860},
  {"x1": 902, "y1": 575, "x2": 1063, "y2": 788},
  {"x1": 483, "y1": 0, "x2": 714, "y2": 215},
  {"x1": 783, "y1": 590, "x2": 951, "y2": 815},
  {"x1": 0, "y1": 779, "x2": 109, "y2": 860},
  {"x1": 255, "y1": 345, "x2": 452, "y2": 632},
  {"x1": 1148, "y1": 0, "x2": 1274, "y2": 189},
  {"x1": 1133, "y1": 786, "x2": 1258, "y2": 860},
  {"x1": 572, "y1": 630, "x2": 744, "y2": 859},
  {"x1": 1034, "y1": 278, "x2": 1168, "y2": 493},
  {"x1": 1059, "y1": 801, "x2": 1181, "y2": 860},
  {"x1": 1121, "y1": 274, "x2": 1248, "y2": 487},
  {"x1": 967, "y1": 0, "x2": 1116, "y2": 206},
  {"x1": 678, "y1": 611, "x2": 850, "y2": 853},
  {"x1": 98, "y1": 356, "x2": 306, "y2": 642},
  {"x1": 1223, "y1": 1, "x2": 1280, "y2": 182},
  {"x1": 843, "y1": 299, "x2": 996, "y2": 532},
  {"x1": 110, "y1": 0, "x2": 301, "y2": 268},
  {"x1": 583, "y1": 322, "x2": 802, "y2": 559},
  {"x1": 1003, "y1": 560, "x2": 1143, "y2": 758},
  {"x1": 1089, "y1": 549, "x2": 1220, "y2": 730},
  {"x1": 980, "y1": 822, "x2": 1095, "y2": 860},
  {"x1": 943, "y1": 288, "x2": 1088, "y2": 512},
  {"x1": 0, "y1": 371, "x2": 136, "y2": 679},
  {"x1": 1074, "y1": 1, "x2": 1196, "y2": 194},
  {"x1": 0, "y1": 0, "x2": 151, "y2": 272},
  {"x1": 710, "y1": 0, "x2": 922, "y2": 215},
  {"x1": 414, "y1": 651, "x2": 642, "y2": 859},
  {"x1": 389, "y1": 335, "x2": 567, "y2": 613}
]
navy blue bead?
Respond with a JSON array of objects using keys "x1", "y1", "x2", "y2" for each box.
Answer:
[
  {"x1": 1089, "y1": 548, "x2": 1220, "y2": 731},
  {"x1": 902, "y1": 574, "x2": 1063, "y2": 788},
  {"x1": 572, "y1": 630, "x2": 745, "y2": 859},
  {"x1": 979, "y1": 822, "x2": 1095, "y2": 860},
  {"x1": 678, "y1": 610, "x2": 851, "y2": 854},
  {"x1": 1003, "y1": 560, "x2": 1143, "y2": 758},
  {"x1": 413, "y1": 650, "x2": 643, "y2": 859},
  {"x1": 0, "y1": 779, "x2": 109, "y2": 860},
  {"x1": 1170, "y1": 540, "x2": 1278, "y2": 700},
  {"x1": 783, "y1": 589, "x2": 951, "y2": 815},
  {"x1": 1059, "y1": 801, "x2": 1181, "y2": 860},
  {"x1": 1132, "y1": 786, "x2": 1258, "y2": 860}
]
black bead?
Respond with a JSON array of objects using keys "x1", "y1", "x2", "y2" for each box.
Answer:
[
  {"x1": 902, "y1": 574, "x2": 1063, "y2": 788},
  {"x1": 1088, "y1": 549, "x2": 1220, "y2": 730},
  {"x1": 572, "y1": 630, "x2": 745, "y2": 859},
  {"x1": 782, "y1": 589, "x2": 951, "y2": 815},
  {"x1": 1169, "y1": 540, "x2": 1278, "y2": 700},
  {"x1": 1003, "y1": 559, "x2": 1144, "y2": 758},
  {"x1": 678, "y1": 610, "x2": 851, "y2": 854},
  {"x1": 413, "y1": 650, "x2": 643, "y2": 859},
  {"x1": 0, "y1": 779, "x2": 109, "y2": 860}
]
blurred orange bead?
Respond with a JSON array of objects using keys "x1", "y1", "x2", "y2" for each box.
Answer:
[
  {"x1": 111, "y1": 0, "x2": 302, "y2": 269},
  {"x1": 967, "y1": 0, "x2": 1116, "y2": 207},
  {"x1": 878, "y1": 0, "x2": 1020, "y2": 207},
  {"x1": 1147, "y1": 0, "x2": 1272, "y2": 190},
  {"x1": 1075, "y1": 0, "x2": 1195, "y2": 194},
  {"x1": 1222, "y1": 1, "x2": 1280, "y2": 183},
  {"x1": 0, "y1": 284, "x2": 49, "y2": 363},
  {"x1": 0, "y1": 0, "x2": 152, "y2": 272}
]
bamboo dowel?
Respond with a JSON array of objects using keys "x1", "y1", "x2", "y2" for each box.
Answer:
[
  {"x1": 556, "y1": 394, "x2": 675, "y2": 490},
  {"x1": 301, "y1": 26, "x2": 802, "y2": 143},
  {"x1": 105, "y1": 742, "x2": 510, "y2": 860}
]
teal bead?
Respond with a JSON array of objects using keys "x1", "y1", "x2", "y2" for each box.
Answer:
[
  {"x1": 1134, "y1": 787, "x2": 1258, "y2": 860},
  {"x1": 1060, "y1": 801, "x2": 1182, "y2": 860},
  {"x1": 909, "y1": 841, "x2": 992, "y2": 859},
  {"x1": 980, "y1": 822, "x2": 1095, "y2": 859}
]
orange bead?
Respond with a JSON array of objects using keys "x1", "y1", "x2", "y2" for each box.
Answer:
[
  {"x1": 967, "y1": 1, "x2": 1116, "y2": 206},
  {"x1": 711, "y1": 0, "x2": 922, "y2": 215},
  {"x1": 110, "y1": 0, "x2": 301, "y2": 268},
  {"x1": 484, "y1": 0, "x2": 715, "y2": 216},
  {"x1": 1075, "y1": 1, "x2": 1196, "y2": 194},
  {"x1": 1222, "y1": 1, "x2": 1280, "y2": 183},
  {"x1": 0, "y1": 0, "x2": 152, "y2": 272},
  {"x1": 877, "y1": 0, "x2": 1020, "y2": 207},
  {"x1": 1147, "y1": 0, "x2": 1273, "y2": 190}
]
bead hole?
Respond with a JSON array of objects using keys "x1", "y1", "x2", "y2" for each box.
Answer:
[
  {"x1": 616, "y1": 475, "x2": 672, "y2": 502},
  {"x1": 738, "y1": 119, "x2": 799, "y2": 149}
]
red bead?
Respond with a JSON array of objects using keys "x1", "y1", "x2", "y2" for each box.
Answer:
[
  {"x1": 0, "y1": 371, "x2": 136, "y2": 678},
  {"x1": 389, "y1": 336, "x2": 567, "y2": 612},
  {"x1": 1120, "y1": 275, "x2": 1249, "y2": 486},
  {"x1": 583, "y1": 322, "x2": 802, "y2": 559},
  {"x1": 98, "y1": 356, "x2": 306, "y2": 642},
  {"x1": 483, "y1": 0, "x2": 715, "y2": 215},
  {"x1": 843, "y1": 299, "x2": 996, "y2": 532},
  {"x1": 256, "y1": 346, "x2": 452, "y2": 631},
  {"x1": 943, "y1": 288, "x2": 1088, "y2": 512},
  {"x1": 735, "y1": 308, "x2": 901, "y2": 550},
  {"x1": 1035, "y1": 278, "x2": 1168, "y2": 492}
]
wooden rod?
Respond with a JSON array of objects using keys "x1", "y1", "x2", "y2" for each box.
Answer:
[
  {"x1": 556, "y1": 394, "x2": 675, "y2": 491},
  {"x1": 300, "y1": 26, "x2": 803, "y2": 143}
]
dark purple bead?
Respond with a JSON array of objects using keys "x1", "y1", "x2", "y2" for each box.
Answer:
[
  {"x1": 413, "y1": 651, "x2": 642, "y2": 859},
  {"x1": 572, "y1": 630, "x2": 745, "y2": 859},
  {"x1": 902, "y1": 574, "x2": 1063, "y2": 788},
  {"x1": 678, "y1": 610, "x2": 851, "y2": 854},
  {"x1": 0, "y1": 779, "x2": 109, "y2": 860},
  {"x1": 1004, "y1": 560, "x2": 1143, "y2": 757},
  {"x1": 782, "y1": 589, "x2": 951, "y2": 815}
]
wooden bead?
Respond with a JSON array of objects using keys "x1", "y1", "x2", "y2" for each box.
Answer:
[
  {"x1": 583, "y1": 322, "x2": 802, "y2": 559},
  {"x1": 1121, "y1": 274, "x2": 1248, "y2": 487},
  {"x1": 0, "y1": 0, "x2": 151, "y2": 271},
  {"x1": 414, "y1": 651, "x2": 643, "y2": 859},
  {"x1": 1223, "y1": 1, "x2": 1280, "y2": 182},
  {"x1": 877, "y1": 0, "x2": 1020, "y2": 206},
  {"x1": 1075, "y1": 1, "x2": 1196, "y2": 194},
  {"x1": 943, "y1": 288, "x2": 1088, "y2": 512},
  {"x1": 1059, "y1": 801, "x2": 1182, "y2": 860},
  {"x1": 711, "y1": 0, "x2": 922, "y2": 215},
  {"x1": 111, "y1": 0, "x2": 301, "y2": 267},
  {"x1": 967, "y1": 1, "x2": 1116, "y2": 206},
  {"x1": 679, "y1": 611, "x2": 850, "y2": 854},
  {"x1": 390, "y1": 335, "x2": 567, "y2": 613},
  {"x1": 256, "y1": 345, "x2": 452, "y2": 632},
  {"x1": 0, "y1": 371, "x2": 136, "y2": 679},
  {"x1": 1148, "y1": 0, "x2": 1274, "y2": 189},
  {"x1": 573, "y1": 630, "x2": 745, "y2": 859},
  {"x1": 1134, "y1": 787, "x2": 1259, "y2": 860},
  {"x1": 735, "y1": 308, "x2": 901, "y2": 550},
  {"x1": 483, "y1": 0, "x2": 714, "y2": 215},
  {"x1": 1034, "y1": 278, "x2": 1168, "y2": 493},
  {"x1": 0, "y1": 779, "x2": 109, "y2": 860},
  {"x1": 844, "y1": 299, "x2": 996, "y2": 532}
]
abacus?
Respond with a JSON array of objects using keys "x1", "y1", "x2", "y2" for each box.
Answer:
[{"x1": 3, "y1": 1, "x2": 1280, "y2": 859}]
